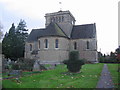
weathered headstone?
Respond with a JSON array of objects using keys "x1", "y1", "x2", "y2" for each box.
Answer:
[
  {"x1": 8, "y1": 70, "x2": 22, "y2": 77},
  {"x1": 33, "y1": 60, "x2": 47, "y2": 71},
  {"x1": 47, "y1": 64, "x2": 56, "y2": 70},
  {"x1": 33, "y1": 60, "x2": 40, "y2": 71}
]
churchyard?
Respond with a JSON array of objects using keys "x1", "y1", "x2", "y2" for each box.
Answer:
[
  {"x1": 107, "y1": 64, "x2": 119, "y2": 88},
  {"x1": 2, "y1": 63, "x2": 119, "y2": 88}
]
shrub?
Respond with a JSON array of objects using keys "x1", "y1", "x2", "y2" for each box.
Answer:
[
  {"x1": 63, "y1": 51, "x2": 85, "y2": 73},
  {"x1": 69, "y1": 51, "x2": 79, "y2": 60},
  {"x1": 12, "y1": 58, "x2": 35, "y2": 71},
  {"x1": 12, "y1": 63, "x2": 20, "y2": 70}
]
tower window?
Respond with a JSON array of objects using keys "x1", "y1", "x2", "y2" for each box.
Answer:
[
  {"x1": 38, "y1": 40, "x2": 40, "y2": 49},
  {"x1": 44, "y1": 39, "x2": 48, "y2": 48},
  {"x1": 87, "y1": 41, "x2": 90, "y2": 49},
  {"x1": 74, "y1": 42, "x2": 77, "y2": 50},
  {"x1": 55, "y1": 39, "x2": 59, "y2": 48},
  {"x1": 30, "y1": 44, "x2": 32, "y2": 51}
]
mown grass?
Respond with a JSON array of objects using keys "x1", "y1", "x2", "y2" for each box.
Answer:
[
  {"x1": 107, "y1": 64, "x2": 120, "y2": 88},
  {"x1": 2, "y1": 63, "x2": 103, "y2": 88}
]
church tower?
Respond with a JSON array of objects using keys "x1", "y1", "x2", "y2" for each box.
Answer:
[{"x1": 45, "y1": 10, "x2": 76, "y2": 37}]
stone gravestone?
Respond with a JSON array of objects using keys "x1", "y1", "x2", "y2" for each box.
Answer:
[
  {"x1": 33, "y1": 60, "x2": 47, "y2": 71},
  {"x1": 47, "y1": 64, "x2": 56, "y2": 70},
  {"x1": 33, "y1": 60, "x2": 41, "y2": 71},
  {"x1": 9, "y1": 70, "x2": 22, "y2": 77}
]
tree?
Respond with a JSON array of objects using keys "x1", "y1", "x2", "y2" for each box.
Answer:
[
  {"x1": 63, "y1": 51, "x2": 85, "y2": 73},
  {"x1": 16, "y1": 19, "x2": 28, "y2": 40},
  {"x1": 115, "y1": 46, "x2": 120, "y2": 62},
  {"x1": 116, "y1": 46, "x2": 120, "y2": 54},
  {"x1": 2, "y1": 23, "x2": 17, "y2": 60},
  {"x1": 115, "y1": 46, "x2": 120, "y2": 72},
  {"x1": 110, "y1": 52, "x2": 116, "y2": 61},
  {"x1": 2, "y1": 20, "x2": 28, "y2": 60},
  {"x1": 15, "y1": 19, "x2": 28, "y2": 58}
]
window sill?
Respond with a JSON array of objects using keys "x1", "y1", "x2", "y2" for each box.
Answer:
[
  {"x1": 55, "y1": 48, "x2": 59, "y2": 50},
  {"x1": 85, "y1": 49, "x2": 91, "y2": 51}
]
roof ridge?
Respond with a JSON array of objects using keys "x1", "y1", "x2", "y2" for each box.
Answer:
[
  {"x1": 32, "y1": 28, "x2": 45, "y2": 31},
  {"x1": 74, "y1": 23, "x2": 95, "y2": 27}
]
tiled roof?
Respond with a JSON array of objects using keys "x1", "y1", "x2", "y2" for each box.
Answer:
[
  {"x1": 26, "y1": 23, "x2": 67, "y2": 42},
  {"x1": 43, "y1": 22, "x2": 67, "y2": 37},
  {"x1": 26, "y1": 23, "x2": 96, "y2": 42},
  {"x1": 71, "y1": 23, "x2": 96, "y2": 39},
  {"x1": 26, "y1": 29, "x2": 45, "y2": 42}
]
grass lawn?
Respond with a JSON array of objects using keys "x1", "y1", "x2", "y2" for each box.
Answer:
[
  {"x1": 2, "y1": 63, "x2": 103, "y2": 88},
  {"x1": 107, "y1": 64, "x2": 120, "y2": 88}
]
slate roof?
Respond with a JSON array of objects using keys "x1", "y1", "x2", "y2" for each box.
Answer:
[
  {"x1": 26, "y1": 23, "x2": 67, "y2": 42},
  {"x1": 71, "y1": 23, "x2": 96, "y2": 39},
  {"x1": 43, "y1": 22, "x2": 67, "y2": 38},
  {"x1": 26, "y1": 23, "x2": 96, "y2": 42}
]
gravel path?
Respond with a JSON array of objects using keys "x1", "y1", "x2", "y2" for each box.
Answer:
[{"x1": 96, "y1": 64, "x2": 114, "y2": 88}]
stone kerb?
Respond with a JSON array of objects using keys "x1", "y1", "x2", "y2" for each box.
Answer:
[{"x1": 40, "y1": 60, "x2": 61, "y2": 64}]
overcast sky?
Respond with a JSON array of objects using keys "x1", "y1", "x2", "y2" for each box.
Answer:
[{"x1": 0, "y1": 0, "x2": 119, "y2": 54}]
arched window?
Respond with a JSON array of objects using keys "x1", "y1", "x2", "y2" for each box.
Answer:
[
  {"x1": 74, "y1": 42, "x2": 77, "y2": 50},
  {"x1": 30, "y1": 44, "x2": 32, "y2": 51},
  {"x1": 44, "y1": 39, "x2": 48, "y2": 48},
  {"x1": 55, "y1": 39, "x2": 59, "y2": 48},
  {"x1": 38, "y1": 40, "x2": 40, "y2": 49},
  {"x1": 87, "y1": 41, "x2": 90, "y2": 49}
]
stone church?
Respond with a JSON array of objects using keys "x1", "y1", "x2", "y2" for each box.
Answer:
[{"x1": 25, "y1": 10, "x2": 98, "y2": 64}]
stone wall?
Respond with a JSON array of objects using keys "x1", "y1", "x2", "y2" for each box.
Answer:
[
  {"x1": 25, "y1": 36, "x2": 69, "y2": 63},
  {"x1": 70, "y1": 38, "x2": 98, "y2": 62},
  {"x1": 25, "y1": 36, "x2": 98, "y2": 63}
]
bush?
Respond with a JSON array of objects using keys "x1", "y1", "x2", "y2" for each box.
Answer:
[
  {"x1": 99, "y1": 56, "x2": 118, "y2": 63},
  {"x1": 12, "y1": 63, "x2": 20, "y2": 70},
  {"x1": 69, "y1": 51, "x2": 79, "y2": 60},
  {"x1": 63, "y1": 51, "x2": 85, "y2": 73},
  {"x1": 22, "y1": 58, "x2": 35, "y2": 71},
  {"x1": 12, "y1": 58, "x2": 35, "y2": 71}
]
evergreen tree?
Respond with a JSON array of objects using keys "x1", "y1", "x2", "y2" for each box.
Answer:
[
  {"x1": 110, "y1": 52, "x2": 116, "y2": 60},
  {"x1": 116, "y1": 46, "x2": 120, "y2": 54},
  {"x1": 2, "y1": 20, "x2": 28, "y2": 60},
  {"x1": 15, "y1": 19, "x2": 28, "y2": 58},
  {"x1": 116, "y1": 46, "x2": 120, "y2": 62},
  {"x1": 16, "y1": 19, "x2": 28, "y2": 40},
  {"x1": 116, "y1": 46, "x2": 120, "y2": 72},
  {"x1": 2, "y1": 23, "x2": 17, "y2": 60}
]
